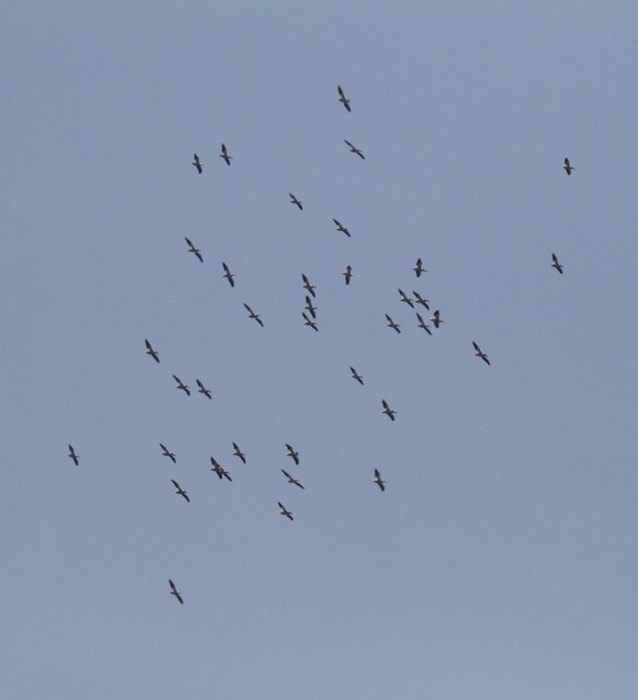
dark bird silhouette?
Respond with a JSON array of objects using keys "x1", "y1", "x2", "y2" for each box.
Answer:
[
  {"x1": 385, "y1": 314, "x2": 401, "y2": 333},
  {"x1": 210, "y1": 457, "x2": 232, "y2": 481},
  {"x1": 412, "y1": 292, "x2": 430, "y2": 310},
  {"x1": 286, "y1": 444, "x2": 299, "y2": 465},
  {"x1": 303, "y1": 312, "x2": 318, "y2": 332},
  {"x1": 244, "y1": 304, "x2": 264, "y2": 327},
  {"x1": 563, "y1": 158, "x2": 574, "y2": 175},
  {"x1": 304, "y1": 296, "x2": 317, "y2": 319},
  {"x1": 173, "y1": 375, "x2": 190, "y2": 396},
  {"x1": 472, "y1": 341, "x2": 490, "y2": 365},
  {"x1": 399, "y1": 289, "x2": 414, "y2": 308},
  {"x1": 344, "y1": 140, "x2": 365, "y2": 159},
  {"x1": 302, "y1": 274, "x2": 316, "y2": 297},
  {"x1": 282, "y1": 469, "x2": 304, "y2": 489},
  {"x1": 350, "y1": 367, "x2": 364, "y2": 385},
  {"x1": 278, "y1": 502, "x2": 294, "y2": 521},
  {"x1": 413, "y1": 258, "x2": 426, "y2": 277},
  {"x1": 145, "y1": 339, "x2": 160, "y2": 363},
  {"x1": 68, "y1": 445, "x2": 79, "y2": 465},
  {"x1": 232, "y1": 443, "x2": 246, "y2": 464},
  {"x1": 172, "y1": 480, "x2": 190, "y2": 503},
  {"x1": 416, "y1": 313, "x2": 432, "y2": 335},
  {"x1": 222, "y1": 263, "x2": 235, "y2": 287},
  {"x1": 219, "y1": 144, "x2": 232, "y2": 165},
  {"x1": 333, "y1": 219, "x2": 351, "y2": 237},
  {"x1": 430, "y1": 310, "x2": 443, "y2": 328},
  {"x1": 185, "y1": 237, "x2": 203, "y2": 263},
  {"x1": 160, "y1": 444, "x2": 176, "y2": 463},
  {"x1": 374, "y1": 469, "x2": 385, "y2": 491},
  {"x1": 196, "y1": 379, "x2": 212, "y2": 399},
  {"x1": 382, "y1": 400, "x2": 396, "y2": 421},
  {"x1": 343, "y1": 265, "x2": 353, "y2": 285},
  {"x1": 337, "y1": 85, "x2": 351, "y2": 112},
  {"x1": 169, "y1": 579, "x2": 184, "y2": 604},
  {"x1": 551, "y1": 253, "x2": 564, "y2": 274},
  {"x1": 289, "y1": 193, "x2": 303, "y2": 210},
  {"x1": 192, "y1": 154, "x2": 203, "y2": 174}
]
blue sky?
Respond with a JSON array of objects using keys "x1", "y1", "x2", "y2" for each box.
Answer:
[{"x1": 2, "y1": 2, "x2": 638, "y2": 698}]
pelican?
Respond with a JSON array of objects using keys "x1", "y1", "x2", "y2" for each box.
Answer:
[
  {"x1": 416, "y1": 313, "x2": 432, "y2": 335},
  {"x1": 289, "y1": 193, "x2": 303, "y2": 210},
  {"x1": 145, "y1": 339, "x2": 160, "y2": 363},
  {"x1": 551, "y1": 253, "x2": 564, "y2": 274},
  {"x1": 302, "y1": 274, "x2": 316, "y2": 297},
  {"x1": 413, "y1": 258, "x2": 426, "y2": 277},
  {"x1": 210, "y1": 457, "x2": 232, "y2": 481},
  {"x1": 337, "y1": 85, "x2": 351, "y2": 112},
  {"x1": 68, "y1": 445, "x2": 79, "y2": 465},
  {"x1": 382, "y1": 400, "x2": 396, "y2": 421},
  {"x1": 472, "y1": 341, "x2": 490, "y2": 365},
  {"x1": 278, "y1": 502, "x2": 294, "y2": 521},
  {"x1": 304, "y1": 296, "x2": 317, "y2": 319},
  {"x1": 412, "y1": 292, "x2": 430, "y2": 310},
  {"x1": 185, "y1": 237, "x2": 203, "y2": 263},
  {"x1": 350, "y1": 367, "x2": 364, "y2": 385},
  {"x1": 222, "y1": 263, "x2": 235, "y2": 287},
  {"x1": 196, "y1": 379, "x2": 212, "y2": 399},
  {"x1": 169, "y1": 579, "x2": 183, "y2": 604},
  {"x1": 232, "y1": 442, "x2": 246, "y2": 463},
  {"x1": 172, "y1": 480, "x2": 190, "y2": 503},
  {"x1": 344, "y1": 140, "x2": 365, "y2": 159},
  {"x1": 173, "y1": 375, "x2": 190, "y2": 396},
  {"x1": 286, "y1": 444, "x2": 299, "y2": 465},
  {"x1": 333, "y1": 219, "x2": 351, "y2": 237},
  {"x1": 430, "y1": 310, "x2": 443, "y2": 328},
  {"x1": 563, "y1": 158, "x2": 574, "y2": 175},
  {"x1": 398, "y1": 289, "x2": 414, "y2": 308},
  {"x1": 302, "y1": 312, "x2": 318, "y2": 332},
  {"x1": 244, "y1": 304, "x2": 264, "y2": 327},
  {"x1": 385, "y1": 314, "x2": 401, "y2": 334},
  {"x1": 343, "y1": 265, "x2": 353, "y2": 285},
  {"x1": 282, "y1": 469, "x2": 304, "y2": 489},
  {"x1": 219, "y1": 144, "x2": 232, "y2": 166},
  {"x1": 374, "y1": 469, "x2": 385, "y2": 491},
  {"x1": 192, "y1": 154, "x2": 203, "y2": 174},
  {"x1": 160, "y1": 444, "x2": 176, "y2": 463}
]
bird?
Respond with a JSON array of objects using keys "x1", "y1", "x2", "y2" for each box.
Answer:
[
  {"x1": 173, "y1": 375, "x2": 190, "y2": 396},
  {"x1": 413, "y1": 258, "x2": 426, "y2": 277},
  {"x1": 222, "y1": 263, "x2": 235, "y2": 287},
  {"x1": 350, "y1": 367, "x2": 364, "y2": 385},
  {"x1": 185, "y1": 237, "x2": 203, "y2": 263},
  {"x1": 337, "y1": 85, "x2": 351, "y2": 112},
  {"x1": 416, "y1": 313, "x2": 432, "y2": 335},
  {"x1": 304, "y1": 296, "x2": 317, "y2": 319},
  {"x1": 563, "y1": 158, "x2": 574, "y2": 175},
  {"x1": 398, "y1": 289, "x2": 414, "y2": 308},
  {"x1": 382, "y1": 400, "x2": 396, "y2": 421},
  {"x1": 374, "y1": 469, "x2": 385, "y2": 491},
  {"x1": 343, "y1": 266, "x2": 353, "y2": 285},
  {"x1": 160, "y1": 444, "x2": 176, "y2": 463},
  {"x1": 385, "y1": 314, "x2": 401, "y2": 333},
  {"x1": 412, "y1": 292, "x2": 430, "y2": 310},
  {"x1": 333, "y1": 219, "x2": 351, "y2": 237},
  {"x1": 192, "y1": 154, "x2": 203, "y2": 174},
  {"x1": 430, "y1": 310, "x2": 443, "y2": 328},
  {"x1": 472, "y1": 341, "x2": 490, "y2": 365},
  {"x1": 68, "y1": 445, "x2": 79, "y2": 465},
  {"x1": 169, "y1": 579, "x2": 184, "y2": 604},
  {"x1": 210, "y1": 457, "x2": 232, "y2": 481},
  {"x1": 196, "y1": 379, "x2": 212, "y2": 399},
  {"x1": 302, "y1": 312, "x2": 318, "y2": 332},
  {"x1": 289, "y1": 193, "x2": 303, "y2": 210},
  {"x1": 286, "y1": 444, "x2": 299, "y2": 465},
  {"x1": 551, "y1": 253, "x2": 564, "y2": 274},
  {"x1": 282, "y1": 469, "x2": 304, "y2": 489},
  {"x1": 172, "y1": 480, "x2": 190, "y2": 503},
  {"x1": 232, "y1": 443, "x2": 246, "y2": 464},
  {"x1": 302, "y1": 274, "x2": 316, "y2": 297},
  {"x1": 244, "y1": 304, "x2": 264, "y2": 327},
  {"x1": 344, "y1": 140, "x2": 365, "y2": 159},
  {"x1": 145, "y1": 339, "x2": 160, "y2": 363},
  {"x1": 219, "y1": 144, "x2": 232, "y2": 165},
  {"x1": 278, "y1": 502, "x2": 294, "y2": 521}
]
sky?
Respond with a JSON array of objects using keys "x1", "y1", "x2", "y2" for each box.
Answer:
[{"x1": 1, "y1": 2, "x2": 638, "y2": 698}]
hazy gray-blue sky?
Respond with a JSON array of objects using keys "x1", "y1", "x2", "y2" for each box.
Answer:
[{"x1": 2, "y1": 2, "x2": 638, "y2": 699}]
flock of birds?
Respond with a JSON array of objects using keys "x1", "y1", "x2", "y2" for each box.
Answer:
[{"x1": 66, "y1": 86, "x2": 573, "y2": 604}]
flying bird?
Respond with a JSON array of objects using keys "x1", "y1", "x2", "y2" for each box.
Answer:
[
  {"x1": 172, "y1": 480, "x2": 190, "y2": 503},
  {"x1": 382, "y1": 400, "x2": 396, "y2": 421},
  {"x1": 244, "y1": 304, "x2": 264, "y2": 327},
  {"x1": 232, "y1": 443, "x2": 246, "y2": 464},
  {"x1": 350, "y1": 367, "x2": 364, "y2": 385},
  {"x1": 219, "y1": 144, "x2": 232, "y2": 166},
  {"x1": 145, "y1": 339, "x2": 160, "y2": 363},
  {"x1": 563, "y1": 158, "x2": 574, "y2": 175},
  {"x1": 344, "y1": 140, "x2": 365, "y2": 159},
  {"x1": 282, "y1": 469, "x2": 305, "y2": 489},
  {"x1": 196, "y1": 379, "x2": 212, "y2": 399},
  {"x1": 173, "y1": 375, "x2": 190, "y2": 396},
  {"x1": 278, "y1": 502, "x2": 294, "y2": 521},
  {"x1": 169, "y1": 579, "x2": 184, "y2": 604},
  {"x1": 222, "y1": 263, "x2": 235, "y2": 287},
  {"x1": 210, "y1": 457, "x2": 232, "y2": 481},
  {"x1": 430, "y1": 310, "x2": 443, "y2": 328},
  {"x1": 374, "y1": 469, "x2": 385, "y2": 491},
  {"x1": 551, "y1": 253, "x2": 564, "y2": 274},
  {"x1": 412, "y1": 292, "x2": 430, "y2": 310},
  {"x1": 302, "y1": 274, "x2": 316, "y2": 297},
  {"x1": 413, "y1": 259, "x2": 426, "y2": 277},
  {"x1": 472, "y1": 341, "x2": 490, "y2": 365},
  {"x1": 302, "y1": 312, "x2": 318, "y2": 332},
  {"x1": 286, "y1": 444, "x2": 299, "y2": 465},
  {"x1": 385, "y1": 314, "x2": 401, "y2": 333},
  {"x1": 68, "y1": 445, "x2": 80, "y2": 465},
  {"x1": 333, "y1": 219, "x2": 351, "y2": 237},
  {"x1": 185, "y1": 237, "x2": 203, "y2": 263},
  {"x1": 192, "y1": 154, "x2": 203, "y2": 174},
  {"x1": 304, "y1": 296, "x2": 317, "y2": 319},
  {"x1": 416, "y1": 313, "x2": 432, "y2": 335},
  {"x1": 398, "y1": 289, "x2": 414, "y2": 308},
  {"x1": 337, "y1": 85, "x2": 351, "y2": 112},
  {"x1": 289, "y1": 193, "x2": 303, "y2": 210},
  {"x1": 160, "y1": 444, "x2": 176, "y2": 463},
  {"x1": 343, "y1": 266, "x2": 353, "y2": 285}
]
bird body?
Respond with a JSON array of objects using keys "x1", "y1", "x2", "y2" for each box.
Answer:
[
  {"x1": 344, "y1": 140, "x2": 365, "y2": 159},
  {"x1": 337, "y1": 85, "x2": 351, "y2": 112},
  {"x1": 416, "y1": 313, "x2": 432, "y2": 335},
  {"x1": 350, "y1": 367, "x2": 364, "y2": 385},
  {"x1": 302, "y1": 312, "x2": 318, "y2": 331},
  {"x1": 172, "y1": 480, "x2": 190, "y2": 502},
  {"x1": 278, "y1": 502, "x2": 294, "y2": 521},
  {"x1": 374, "y1": 469, "x2": 385, "y2": 491},
  {"x1": 160, "y1": 444, "x2": 176, "y2": 463},
  {"x1": 472, "y1": 341, "x2": 490, "y2": 365},
  {"x1": 343, "y1": 266, "x2": 353, "y2": 285},
  {"x1": 412, "y1": 292, "x2": 430, "y2": 310},
  {"x1": 282, "y1": 469, "x2": 304, "y2": 489},
  {"x1": 551, "y1": 253, "x2": 564, "y2": 274},
  {"x1": 145, "y1": 339, "x2": 160, "y2": 363},
  {"x1": 302, "y1": 274, "x2": 316, "y2": 297},
  {"x1": 304, "y1": 296, "x2": 317, "y2": 319},
  {"x1": 430, "y1": 310, "x2": 443, "y2": 328},
  {"x1": 413, "y1": 258, "x2": 426, "y2": 277},
  {"x1": 286, "y1": 444, "x2": 299, "y2": 465},
  {"x1": 185, "y1": 237, "x2": 203, "y2": 263},
  {"x1": 222, "y1": 263, "x2": 235, "y2": 287},
  {"x1": 68, "y1": 445, "x2": 79, "y2": 465},
  {"x1": 398, "y1": 289, "x2": 414, "y2": 308},
  {"x1": 333, "y1": 219, "x2": 351, "y2": 237},
  {"x1": 244, "y1": 304, "x2": 264, "y2": 326},
  {"x1": 232, "y1": 443, "x2": 246, "y2": 463},
  {"x1": 385, "y1": 314, "x2": 401, "y2": 333},
  {"x1": 169, "y1": 579, "x2": 184, "y2": 604},
  {"x1": 563, "y1": 158, "x2": 574, "y2": 175},
  {"x1": 210, "y1": 457, "x2": 232, "y2": 481},
  {"x1": 382, "y1": 400, "x2": 396, "y2": 421},
  {"x1": 196, "y1": 379, "x2": 212, "y2": 399},
  {"x1": 192, "y1": 154, "x2": 203, "y2": 173},
  {"x1": 220, "y1": 144, "x2": 232, "y2": 165},
  {"x1": 289, "y1": 193, "x2": 303, "y2": 210},
  {"x1": 173, "y1": 375, "x2": 191, "y2": 396}
]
